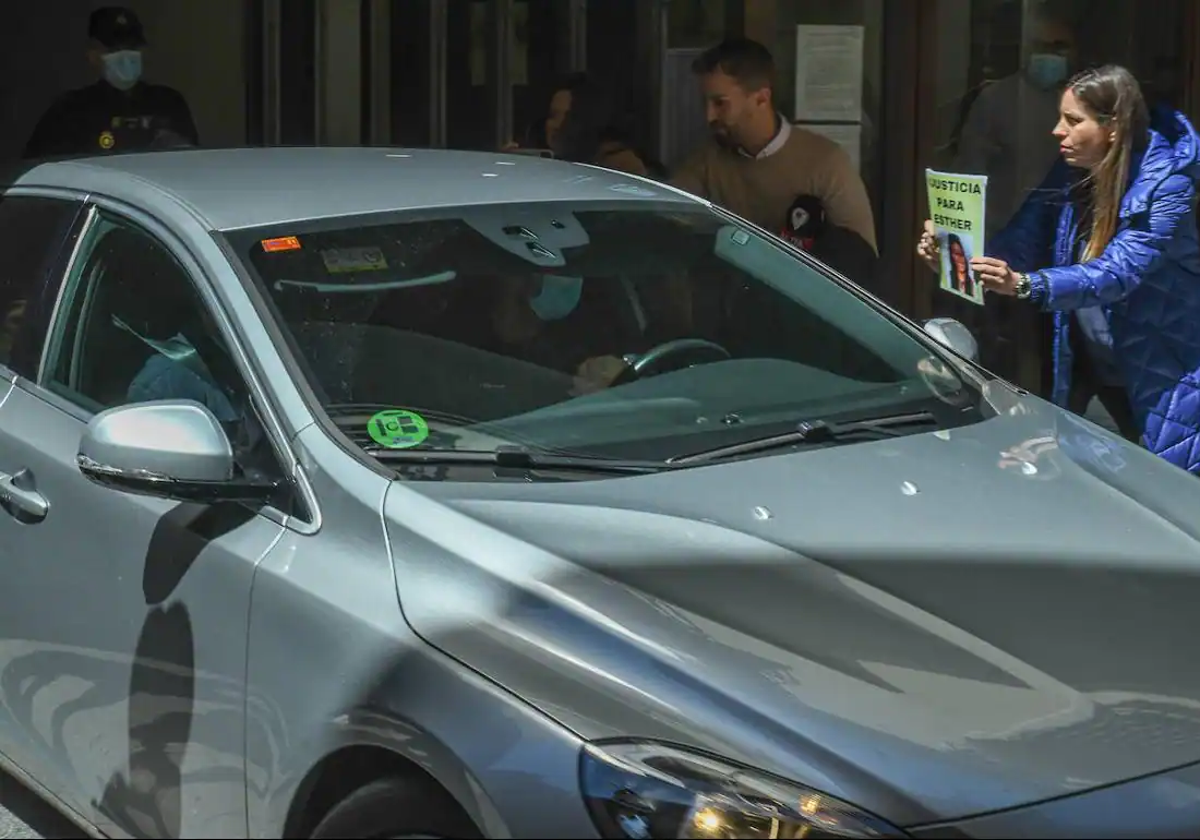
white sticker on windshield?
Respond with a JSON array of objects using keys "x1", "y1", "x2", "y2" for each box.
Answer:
[{"x1": 321, "y1": 246, "x2": 389, "y2": 274}]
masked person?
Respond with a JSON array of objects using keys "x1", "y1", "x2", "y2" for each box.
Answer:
[
  {"x1": 919, "y1": 65, "x2": 1200, "y2": 468},
  {"x1": 671, "y1": 39, "x2": 877, "y2": 285},
  {"x1": 23, "y1": 7, "x2": 199, "y2": 160},
  {"x1": 468, "y1": 274, "x2": 631, "y2": 395},
  {"x1": 954, "y1": 8, "x2": 1078, "y2": 238}
]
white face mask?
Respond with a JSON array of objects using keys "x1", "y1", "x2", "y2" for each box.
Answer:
[{"x1": 102, "y1": 50, "x2": 143, "y2": 91}]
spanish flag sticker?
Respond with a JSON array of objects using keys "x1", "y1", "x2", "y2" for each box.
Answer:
[{"x1": 261, "y1": 236, "x2": 302, "y2": 253}]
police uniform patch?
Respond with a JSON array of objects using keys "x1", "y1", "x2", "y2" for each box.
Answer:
[{"x1": 99, "y1": 131, "x2": 115, "y2": 150}]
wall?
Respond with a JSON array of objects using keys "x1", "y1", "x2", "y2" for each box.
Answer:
[
  {"x1": 122, "y1": 0, "x2": 248, "y2": 148},
  {"x1": 931, "y1": 0, "x2": 972, "y2": 164},
  {"x1": 0, "y1": 0, "x2": 248, "y2": 161},
  {"x1": 317, "y1": 0, "x2": 363, "y2": 146}
]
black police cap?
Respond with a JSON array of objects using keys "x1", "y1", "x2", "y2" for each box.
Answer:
[{"x1": 89, "y1": 6, "x2": 147, "y2": 51}]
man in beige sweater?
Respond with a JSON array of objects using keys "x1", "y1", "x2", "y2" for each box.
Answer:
[{"x1": 672, "y1": 38, "x2": 878, "y2": 283}]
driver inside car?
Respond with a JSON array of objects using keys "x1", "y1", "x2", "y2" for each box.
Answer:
[
  {"x1": 127, "y1": 338, "x2": 240, "y2": 423},
  {"x1": 448, "y1": 273, "x2": 633, "y2": 394},
  {"x1": 124, "y1": 313, "x2": 277, "y2": 480}
]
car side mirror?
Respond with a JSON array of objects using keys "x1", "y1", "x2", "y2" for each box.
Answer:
[
  {"x1": 77, "y1": 400, "x2": 280, "y2": 504},
  {"x1": 923, "y1": 317, "x2": 980, "y2": 363}
]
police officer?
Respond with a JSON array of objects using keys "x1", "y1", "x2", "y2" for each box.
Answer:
[{"x1": 23, "y1": 7, "x2": 199, "y2": 159}]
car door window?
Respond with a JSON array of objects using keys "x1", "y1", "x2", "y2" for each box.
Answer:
[
  {"x1": 0, "y1": 195, "x2": 83, "y2": 380},
  {"x1": 43, "y1": 212, "x2": 282, "y2": 481}
]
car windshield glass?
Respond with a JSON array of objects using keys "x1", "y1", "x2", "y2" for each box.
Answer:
[{"x1": 223, "y1": 201, "x2": 979, "y2": 467}]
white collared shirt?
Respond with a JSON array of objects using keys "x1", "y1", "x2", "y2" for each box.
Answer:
[{"x1": 737, "y1": 115, "x2": 792, "y2": 160}]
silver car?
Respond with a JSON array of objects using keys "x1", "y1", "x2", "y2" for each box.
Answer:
[{"x1": 0, "y1": 148, "x2": 1198, "y2": 840}]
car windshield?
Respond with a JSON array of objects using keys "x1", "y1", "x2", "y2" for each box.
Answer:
[{"x1": 223, "y1": 200, "x2": 980, "y2": 469}]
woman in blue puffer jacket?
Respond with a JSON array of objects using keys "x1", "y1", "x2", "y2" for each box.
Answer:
[{"x1": 919, "y1": 64, "x2": 1200, "y2": 474}]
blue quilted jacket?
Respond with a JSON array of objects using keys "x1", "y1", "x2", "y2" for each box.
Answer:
[{"x1": 989, "y1": 108, "x2": 1200, "y2": 473}]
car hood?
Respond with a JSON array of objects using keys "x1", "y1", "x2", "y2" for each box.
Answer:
[{"x1": 383, "y1": 389, "x2": 1200, "y2": 824}]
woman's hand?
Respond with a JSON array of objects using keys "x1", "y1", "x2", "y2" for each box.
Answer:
[
  {"x1": 500, "y1": 140, "x2": 521, "y2": 152},
  {"x1": 970, "y1": 256, "x2": 1021, "y2": 295},
  {"x1": 916, "y1": 220, "x2": 940, "y2": 273}
]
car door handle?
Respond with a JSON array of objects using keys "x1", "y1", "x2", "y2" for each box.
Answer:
[{"x1": 0, "y1": 468, "x2": 49, "y2": 522}]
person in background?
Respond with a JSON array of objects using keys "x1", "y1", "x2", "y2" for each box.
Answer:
[
  {"x1": 671, "y1": 38, "x2": 877, "y2": 285},
  {"x1": 951, "y1": 5, "x2": 1077, "y2": 394},
  {"x1": 23, "y1": 6, "x2": 198, "y2": 160},
  {"x1": 506, "y1": 73, "x2": 653, "y2": 178},
  {"x1": 918, "y1": 65, "x2": 1200, "y2": 473},
  {"x1": 954, "y1": 6, "x2": 1078, "y2": 238}
]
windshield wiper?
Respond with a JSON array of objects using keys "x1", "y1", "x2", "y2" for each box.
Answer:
[
  {"x1": 667, "y1": 410, "x2": 939, "y2": 466},
  {"x1": 367, "y1": 445, "x2": 668, "y2": 475}
]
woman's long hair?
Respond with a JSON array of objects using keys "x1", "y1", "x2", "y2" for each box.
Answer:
[
  {"x1": 550, "y1": 73, "x2": 616, "y2": 163},
  {"x1": 947, "y1": 232, "x2": 972, "y2": 293},
  {"x1": 1069, "y1": 65, "x2": 1150, "y2": 261}
]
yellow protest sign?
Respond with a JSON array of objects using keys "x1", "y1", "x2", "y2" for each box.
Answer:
[{"x1": 926, "y1": 169, "x2": 988, "y2": 305}]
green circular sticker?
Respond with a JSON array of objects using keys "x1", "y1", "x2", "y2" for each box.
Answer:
[{"x1": 367, "y1": 409, "x2": 429, "y2": 449}]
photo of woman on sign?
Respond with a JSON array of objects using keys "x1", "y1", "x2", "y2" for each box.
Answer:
[{"x1": 944, "y1": 231, "x2": 981, "y2": 301}]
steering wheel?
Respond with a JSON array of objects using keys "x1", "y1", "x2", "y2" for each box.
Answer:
[{"x1": 611, "y1": 338, "x2": 732, "y2": 387}]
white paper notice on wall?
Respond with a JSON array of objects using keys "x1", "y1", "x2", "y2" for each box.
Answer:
[
  {"x1": 796, "y1": 123, "x2": 862, "y2": 173},
  {"x1": 794, "y1": 25, "x2": 865, "y2": 123}
]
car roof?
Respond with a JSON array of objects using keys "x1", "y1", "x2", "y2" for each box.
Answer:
[{"x1": 10, "y1": 147, "x2": 696, "y2": 231}]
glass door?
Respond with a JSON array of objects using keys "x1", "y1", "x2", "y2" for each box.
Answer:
[
  {"x1": 387, "y1": 0, "x2": 434, "y2": 146},
  {"x1": 444, "y1": 0, "x2": 503, "y2": 149},
  {"x1": 279, "y1": 0, "x2": 318, "y2": 144},
  {"x1": 511, "y1": 0, "x2": 583, "y2": 148}
]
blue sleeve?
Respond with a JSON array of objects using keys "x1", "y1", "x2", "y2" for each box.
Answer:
[
  {"x1": 1030, "y1": 172, "x2": 1196, "y2": 311},
  {"x1": 128, "y1": 355, "x2": 238, "y2": 422},
  {"x1": 986, "y1": 161, "x2": 1068, "y2": 271}
]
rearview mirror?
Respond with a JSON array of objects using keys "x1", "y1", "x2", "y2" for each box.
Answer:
[
  {"x1": 77, "y1": 400, "x2": 279, "y2": 504},
  {"x1": 923, "y1": 317, "x2": 980, "y2": 363}
]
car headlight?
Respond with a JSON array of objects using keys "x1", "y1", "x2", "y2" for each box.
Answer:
[{"x1": 580, "y1": 741, "x2": 904, "y2": 839}]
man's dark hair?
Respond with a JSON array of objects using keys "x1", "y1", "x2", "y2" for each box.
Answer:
[{"x1": 691, "y1": 38, "x2": 776, "y2": 94}]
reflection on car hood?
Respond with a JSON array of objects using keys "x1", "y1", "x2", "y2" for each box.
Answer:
[{"x1": 383, "y1": 392, "x2": 1200, "y2": 825}]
